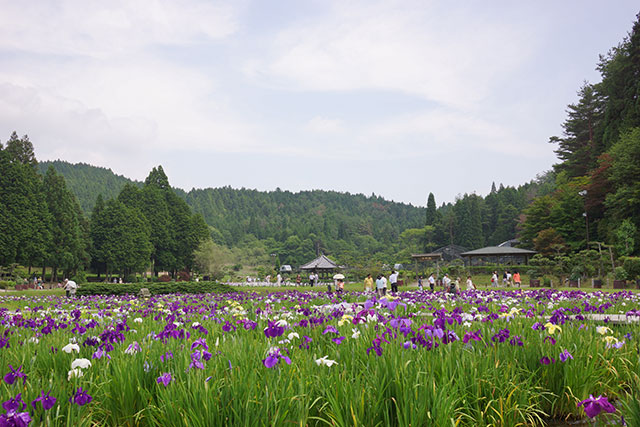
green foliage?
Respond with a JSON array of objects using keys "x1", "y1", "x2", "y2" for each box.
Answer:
[
  {"x1": 38, "y1": 160, "x2": 142, "y2": 213},
  {"x1": 614, "y1": 266, "x2": 628, "y2": 281},
  {"x1": 622, "y1": 257, "x2": 640, "y2": 279},
  {"x1": 75, "y1": 281, "x2": 232, "y2": 296},
  {"x1": 72, "y1": 270, "x2": 88, "y2": 284},
  {"x1": 615, "y1": 219, "x2": 637, "y2": 256}
]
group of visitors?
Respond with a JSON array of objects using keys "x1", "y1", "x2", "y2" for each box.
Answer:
[
  {"x1": 491, "y1": 270, "x2": 521, "y2": 287},
  {"x1": 416, "y1": 272, "x2": 478, "y2": 295}
]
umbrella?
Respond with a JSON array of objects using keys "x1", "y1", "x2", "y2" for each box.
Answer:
[{"x1": 333, "y1": 274, "x2": 345, "y2": 280}]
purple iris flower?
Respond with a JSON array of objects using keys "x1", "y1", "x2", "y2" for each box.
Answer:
[
  {"x1": 366, "y1": 335, "x2": 389, "y2": 357},
  {"x1": 31, "y1": 390, "x2": 56, "y2": 411},
  {"x1": 531, "y1": 322, "x2": 545, "y2": 331},
  {"x1": 261, "y1": 348, "x2": 291, "y2": 368},
  {"x1": 262, "y1": 354, "x2": 279, "y2": 368},
  {"x1": 323, "y1": 325, "x2": 338, "y2": 335},
  {"x1": 190, "y1": 338, "x2": 208, "y2": 351},
  {"x1": 543, "y1": 336, "x2": 556, "y2": 345},
  {"x1": 189, "y1": 351, "x2": 206, "y2": 370},
  {"x1": 462, "y1": 330, "x2": 482, "y2": 344},
  {"x1": 222, "y1": 321, "x2": 235, "y2": 332},
  {"x1": 0, "y1": 410, "x2": 31, "y2": 427},
  {"x1": 509, "y1": 336, "x2": 524, "y2": 346},
  {"x1": 3, "y1": 365, "x2": 27, "y2": 385},
  {"x1": 442, "y1": 330, "x2": 459, "y2": 344},
  {"x1": 578, "y1": 395, "x2": 616, "y2": 418},
  {"x1": 2, "y1": 393, "x2": 25, "y2": 412},
  {"x1": 403, "y1": 341, "x2": 417, "y2": 350},
  {"x1": 559, "y1": 349, "x2": 573, "y2": 362},
  {"x1": 332, "y1": 336, "x2": 345, "y2": 345},
  {"x1": 539, "y1": 356, "x2": 555, "y2": 365},
  {"x1": 263, "y1": 321, "x2": 285, "y2": 338},
  {"x1": 160, "y1": 351, "x2": 173, "y2": 362},
  {"x1": 69, "y1": 388, "x2": 92, "y2": 406},
  {"x1": 156, "y1": 372, "x2": 172, "y2": 387},
  {"x1": 298, "y1": 335, "x2": 312, "y2": 350},
  {"x1": 92, "y1": 348, "x2": 111, "y2": 360},
  {"x1": 491, "y1": 329, "x2": 510, "y2": 343}
]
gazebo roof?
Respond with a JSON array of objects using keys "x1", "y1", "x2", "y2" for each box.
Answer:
[
  {"x1": 460, "y1": 246, "x2": 537, "y2": 257},
  {"x1": 299, "y1": 254, "x2": 339, "y2": 270}
]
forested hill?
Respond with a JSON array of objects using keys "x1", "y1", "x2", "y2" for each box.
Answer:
[
  {"x1": 38, "y1": 161, "x2": 142, "y2": 213},
  {"x1": 39, "y1": 160, "x2": 552, "y2": 267}
]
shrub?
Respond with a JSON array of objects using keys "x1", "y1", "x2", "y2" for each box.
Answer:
[
  {"x1": 72, "y1": 270, "x2": 88, "y2": 284},
  {"x1": 622, "y1": 257, "x2": 640, "y2": 280},
  {"x1": 543, "y1": 277, "x2": 552, "y2": 287},
  {"x1": 614, "y1": 266, "x2": 628, "y2": 281},
  {"x1": 76, "y1": 281, "x2": 234, "y2": 296},
  {"x1": 177, "y1": 271, "x2": 191, "y2": 281},
  {"x1": 158, "y1": 274, "x2": 172, "y2": 283}
]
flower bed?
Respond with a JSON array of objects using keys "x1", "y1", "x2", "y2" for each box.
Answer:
[{"x1": 0, "y1": 289, "x2": 638, "y2": 425}]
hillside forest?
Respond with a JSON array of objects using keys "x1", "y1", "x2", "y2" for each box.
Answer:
[{"x1": 1, "y1": 13, "x2": 640, "y2": 281}]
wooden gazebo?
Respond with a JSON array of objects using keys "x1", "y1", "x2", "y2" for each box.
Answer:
[
  {"x1": 411, "y1": 253, "x2": 443, "y2": 277},
  {"x1": 299, "y1": 254, "x2": 340, "y2": 280}
]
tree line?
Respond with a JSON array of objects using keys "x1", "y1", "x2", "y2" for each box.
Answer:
[
  {"x1": 0, "y1": 136, "x2": 209, "y2": 281},
  {"x1": 520, "y1": 12, "x2": 640, "y2": 259}
]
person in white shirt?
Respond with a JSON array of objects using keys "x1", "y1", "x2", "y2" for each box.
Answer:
[
  {"x1": 63, "y1": 279, "x2": 77, "y2": 297},
  {"x1": 389, "y1": 270, "x2": 399, "y2": 293},
  {"x1": 491, "y1": 271, "x2": 498, "y2": 287},
  {"x1": 442, "y1": 274, "x2": 451, "y2": 291},
  {"x1": 376, "y1": 274, "x2": 387, "y2": 297},
  {"x1": 428, "y1": 273, "x2": 436, "y2": 292},
  {"x1": 466, "y1": 275, "x2": 476, "y2": 290}
]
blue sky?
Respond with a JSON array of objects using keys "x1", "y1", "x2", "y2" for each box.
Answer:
[{"x1": 1, "y1": 1, "x2": 638, "y2": 206}]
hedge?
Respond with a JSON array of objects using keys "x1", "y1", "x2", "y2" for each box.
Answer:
[{"x1": 76, "y1": 281, "x2": 234, "y2": 296}]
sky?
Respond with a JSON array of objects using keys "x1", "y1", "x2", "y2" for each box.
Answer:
[{"x1": 1, "y1": 1, "x2": 638, "y2": 207}]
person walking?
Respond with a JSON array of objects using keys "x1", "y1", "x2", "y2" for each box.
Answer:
[
  {"x1": 491, "y1": 271, "x2": 498, "y2": 288},
  {"x1": 513, "y1": 271, "x2": 521, "y2": 287},
  {"x1": 389, "y1": 270, "x2": 399, "y2": 293},
  {"x1": 417, "y1": 275, "x2": 423, "y2": 290},
  {"x1": 428, "y1": 273, "x2": 436, "y2": 292},
  {"x1": 376, "y1": 274, "x2": 387, "y2": 297},
  {"x1": 364, "y1": 274, "x2": 374, "y2": 292}
]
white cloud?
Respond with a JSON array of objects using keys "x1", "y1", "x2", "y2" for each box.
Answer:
[
  {"x1": 306, "y1": 116, "x2": 344, "y2": 133},
  {"x1": 0, "y1": 0, "x2": 239, "y2": 57},
  {"x1": 249, "y1": 1, "x2": 535, "y2": 110}
]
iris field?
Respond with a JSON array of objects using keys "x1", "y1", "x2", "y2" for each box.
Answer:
[{"x1": 0, "y1": 288, "x2": 639, "y2": 426}]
